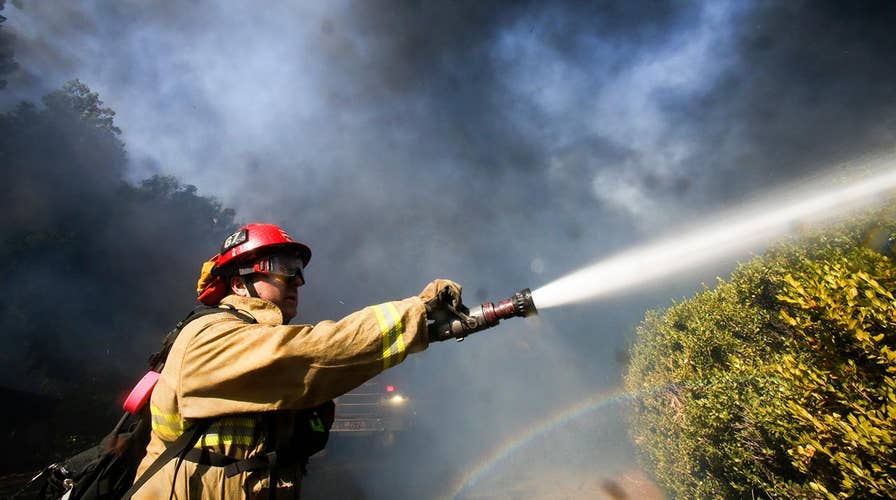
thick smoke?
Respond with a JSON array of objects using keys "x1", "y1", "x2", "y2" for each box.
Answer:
[
  {"x1": 0, "y1": 0, "x2": 19, "y2": 89},
  {"x1": 0, "y1": 81, "x2": 236, "y2": 470},
  {"x1": 674, "y1": 0, "x2": 896, "y2": 202},
  {"x1": 1, "y1": 0, "x2": 895, "y2": 496}
]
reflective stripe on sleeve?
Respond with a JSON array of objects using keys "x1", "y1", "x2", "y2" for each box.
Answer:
[{"x1": 373, "y1": 302, "x2": 407, "y2": 369}]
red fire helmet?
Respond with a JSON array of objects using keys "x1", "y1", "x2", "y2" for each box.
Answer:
[
  {"x1": 197, "y1": 223, "x2": 311, "y2": 305},
  {"x1": 217, "y1": 223, "x2": 311, "y2": 270}
]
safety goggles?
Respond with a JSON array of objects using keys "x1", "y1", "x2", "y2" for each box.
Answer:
[{"x1": 238, "y1": 254, "x2": 305, "y2": 286}]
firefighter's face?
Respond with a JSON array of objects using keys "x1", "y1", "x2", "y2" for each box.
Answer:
[
  {"x1": 257, "y1": 273, "x2": 301, "y2": 322},
  {"x1": 230, "y1": 272, "x2": 301, "y2": 322}
]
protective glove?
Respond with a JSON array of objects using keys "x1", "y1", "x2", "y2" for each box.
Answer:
[
  {"x1": 419, "y1": 279, "x2": 470, "y2": 342},
  {"x1": 418, "y1": 279, "x2": 464, "y2": 314}
]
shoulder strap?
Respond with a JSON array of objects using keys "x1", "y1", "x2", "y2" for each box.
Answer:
[
  {"x1": 148, "y1": 304, "x2": 257, "y2": 370},
  {"x1": 121, "y1": 420, "x2": 212, "y2": 499},
  {"x1": 183, "y1": 303, "x2": 257, "y2": 327},
  {"x1": 124, "y1": 306, "x2": 259, "y2": 496}
]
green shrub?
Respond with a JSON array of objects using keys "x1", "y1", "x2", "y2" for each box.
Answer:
[{"x1": 625, "y1": 202, "x2": 896, "y2": 498}]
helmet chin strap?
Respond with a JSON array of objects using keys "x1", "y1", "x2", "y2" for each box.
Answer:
[{"x1": 243, "y1": 275, "x2": 260, "y2": 298}]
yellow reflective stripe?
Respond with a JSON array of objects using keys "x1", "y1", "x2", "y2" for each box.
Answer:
[
  {"x1": 385, "y1": 302, "x2": 407, "y2": 363},
  {"x1": 196, "y1": 416, "x2": 258, "y2": 448},
  {"x1": 151, "y1": 417, "x2": 182, "y2": 434},
  {"x1": 151, "y1": 421, "x2": 181, "y2": 440},
  {"x1": 151, "y1": 405, "x2": 181, "y2": 424},
  {"x1": 151, "y1": 405, "x2": 184, "y2": 439},
  {"x1": 207, "y1": 417, "x2": 257, "y2": 431},
  {"x1": 195, "y1": 434, "x2": 256, "y2": 447},
  {"x1": 150, "y1": 408, "x2": 258, "y2": 447},
  {"x1": 373, "y1": 302, "x2": 406, "y2": 370},
  {"x1": 373, "y1": 304, "x2": 393, "y2": 369}
]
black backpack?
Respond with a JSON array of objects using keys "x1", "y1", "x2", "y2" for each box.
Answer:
[{"x1": 15, "y1": 305, "x2": 254, "y2": 500}]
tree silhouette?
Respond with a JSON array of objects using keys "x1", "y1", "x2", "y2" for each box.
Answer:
[{"x1": 0, "y1": 80, "x2": 237, "y2": 471}]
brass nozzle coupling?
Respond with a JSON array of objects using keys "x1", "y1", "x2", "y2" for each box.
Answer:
[
  {"x1": 479, "y1": 288, "x2": 537, "y2": 325},
  {"x1": 444, "y1": 288, "x2": 537, "y2": 341}
]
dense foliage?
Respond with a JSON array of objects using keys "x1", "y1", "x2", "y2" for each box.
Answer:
[
  {"x1": 0, "y1": 80, "x2": 237, "y2": 470},
  {"x1": 625, "y1": 202, "x2": 896, "y2": 498}
]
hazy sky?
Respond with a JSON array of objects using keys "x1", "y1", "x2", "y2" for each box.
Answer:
[{"x1": 2, "y1": 1, "x2": 895, "y2": 497}]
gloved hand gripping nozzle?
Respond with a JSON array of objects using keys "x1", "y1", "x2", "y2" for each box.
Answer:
[{"x1": 427, "y1": 288, "x2": 537, "y2": 342}]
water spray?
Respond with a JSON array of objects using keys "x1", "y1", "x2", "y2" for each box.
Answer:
[
  {"x1": 532, "y1": 157, "x2": 896, "y2": 310},
  {"x1": 428, "y1": 288, "x2": 538, "y2": 341},
  {"x1": 430, "y1": 158, "x2": 896, "y2": 340}
]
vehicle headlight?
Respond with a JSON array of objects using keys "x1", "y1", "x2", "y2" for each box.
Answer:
[{"x1": 387, "y1": 394, "x2": 407, "y2": 405}]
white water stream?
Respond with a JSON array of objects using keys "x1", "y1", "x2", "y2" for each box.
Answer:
[{"x1": 532, "y1": 154, "x2": 896, "y2": 309}]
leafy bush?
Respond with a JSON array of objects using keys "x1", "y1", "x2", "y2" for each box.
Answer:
[{"x1": 625, "y1": 202, "x2": 896, "y2": 498}]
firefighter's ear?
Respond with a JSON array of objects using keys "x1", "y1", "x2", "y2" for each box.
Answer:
[{"x1": 230, "y1": 276, "x2": 249, "y2": 297}]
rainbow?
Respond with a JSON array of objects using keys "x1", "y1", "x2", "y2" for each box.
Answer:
[{"x1": 441, "y1": 386, "x2": 637, "y2": 500}]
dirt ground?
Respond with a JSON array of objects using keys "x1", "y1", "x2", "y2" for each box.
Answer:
[
  {"x1": 2, "y1": 462, "x2": 665, "y2": 500},
  {"x1": 299, "y1": 432, "x2": 666, "y2": 500},
  {"x1": 457, "y1": 467, "x2": 665, "y2": 500}
]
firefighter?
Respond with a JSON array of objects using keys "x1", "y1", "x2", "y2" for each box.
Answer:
[{"x1": 131, "y1": 223, "x2": 463, "y2": 499}]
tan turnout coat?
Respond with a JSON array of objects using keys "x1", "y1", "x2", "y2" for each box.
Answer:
[{"x1": 132, "y1": 294, "x2": 429, "y2": 499}]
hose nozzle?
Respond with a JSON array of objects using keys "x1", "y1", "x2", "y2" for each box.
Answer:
[
  {"x1": 429, "y1": 288, "x2": 538, "y2": 341},
  {"x1": 479, "y1": 287, "x2": 538, "y2": 323}
]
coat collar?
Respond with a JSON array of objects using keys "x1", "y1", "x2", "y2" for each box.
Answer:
[{"x1": 220, "y1": 295, "x2": 285, "y2": 326}]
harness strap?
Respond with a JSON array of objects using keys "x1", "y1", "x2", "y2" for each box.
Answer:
[
  {"x1": 121, "y1": 420, "x2": 211, "y2": 499},
  {"x1": 243, "y1": 275, "x2": 261, "y2": 299},
  {"x1": 122, "y1": 306, "x2": 258, "y2": 498},
  {"x1": 181, "y1": 449, "x2": 280, "y2": 478},
  {"x1": 266, "y1": 413, "x2": 279, "y2": 500},
  {"x1": 149, "y1": 304, "x2": 257, "y2": 371}
]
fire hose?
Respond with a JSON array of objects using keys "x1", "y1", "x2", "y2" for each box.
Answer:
[{"x1": 427, "y1": 288, "x2": 537, "y2": 341}]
